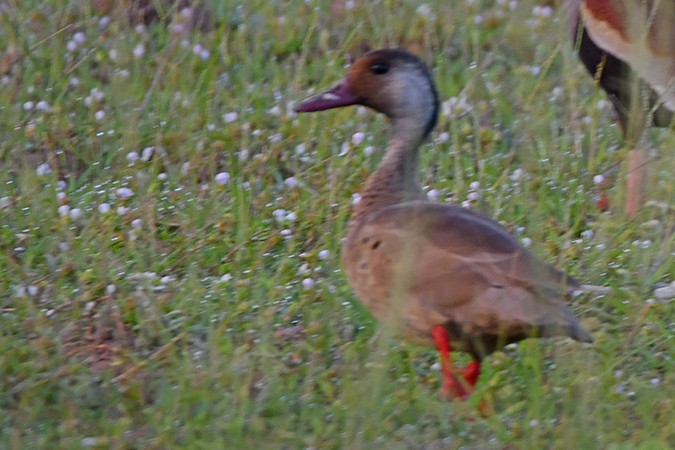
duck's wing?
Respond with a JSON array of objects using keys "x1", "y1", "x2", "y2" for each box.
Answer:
[{"x1": 361, "y1": 201, "x2": 579, "y2": 290}]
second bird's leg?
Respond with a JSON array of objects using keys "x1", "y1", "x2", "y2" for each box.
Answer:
[{"x1": 624, "y1": 149, "x2": 646, "y2": 218}]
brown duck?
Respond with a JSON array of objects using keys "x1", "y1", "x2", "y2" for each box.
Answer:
[{"x1": 296, "y1": 48, "x2": 593, "y2": 399}]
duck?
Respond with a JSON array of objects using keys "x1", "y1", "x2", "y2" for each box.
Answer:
[
  {"x1": 567, "y1": 0, "x2": 674, "y2": 216},
  {"x1": 296, "y1": 48, "x2": 593, "y2": 399}
]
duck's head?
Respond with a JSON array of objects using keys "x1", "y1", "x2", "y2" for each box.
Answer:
[{"x1": 296, "y1": 48, "x2": 439, "y2": 136}]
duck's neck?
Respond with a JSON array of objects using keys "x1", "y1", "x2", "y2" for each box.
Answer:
[{"x1": 353, "y1": 118, "x2": 428, "y2": 221}]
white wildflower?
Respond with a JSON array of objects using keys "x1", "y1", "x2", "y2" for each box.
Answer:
[
  {"x1": 132, "y1": 43, "x2": 145, "y2": 58},
  {"x1": 116, "y1": 187, "x2": 134, "y2": 199},
  {"x1": 126, "y1": 151, "x2": 140, "y2": 163},
  {"x1": 36, "y1": 100, "x2": 51, "y2": 112},
  {"x1": 36, "y1": 163, "x2": 52, "y2": 176},
  {"x1": 215, "y1": 172, "x2": 230, "y2": 185},
  {"x1": 284, "y1": 177, "x2": 299, "y2": 189},
  {"x1": 273, "y1": 209, "x2": 286, "y2": 223},
  {"x1": 57, "y1": 204, "x2": 70, "y2": 217},
  {"x1": 427, "y1": 189, "x2": 439, "y2": 201},
  {"x1": 416, "y1": 4, "x2": 432, "y2": 18},
  {"x1": 141, "y1": 146, "x2": 154, "y2": 161},
  {"x1": 73, "y1": 32, "x2": 86, "y2": 44},
  {"x1": 218, "y1": 273, "x2": 233, "y2": 283},
  {"x1": 442, "y1": 96, "x2": 472, "y2": 119},
  {"x1": 69, "y1": 208, "x2": 83, "y2": 220},
  {"x1": 223, "y1": 112, "x2": 238, "y2": 123}
]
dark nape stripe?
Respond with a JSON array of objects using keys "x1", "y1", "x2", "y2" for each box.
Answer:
[{"x1": 424, "y1": 76, "x2": 440, "y2": 137}]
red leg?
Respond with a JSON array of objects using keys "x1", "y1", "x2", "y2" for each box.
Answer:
[
  {"x1": 463, "y1": 359, "x2": 481, "y2": 387},
  {"x1": 596, "y1": 191, "x2": 609, "y2": 212},
  {"x1": 432, "y1": 325, "x2": 472, "y2": 399}
]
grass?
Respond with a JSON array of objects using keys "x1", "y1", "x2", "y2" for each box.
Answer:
[{"x1": 1, "y1": 0, "x2": 673, "y2": 448}]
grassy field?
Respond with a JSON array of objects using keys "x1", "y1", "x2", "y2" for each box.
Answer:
[{"x1": 1, "y1": 0, "x2": 673, "y2": 448}]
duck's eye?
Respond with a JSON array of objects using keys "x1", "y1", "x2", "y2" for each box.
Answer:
[{"x1": 370, "y1": 62, "x2": 389, "y2": 75}]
